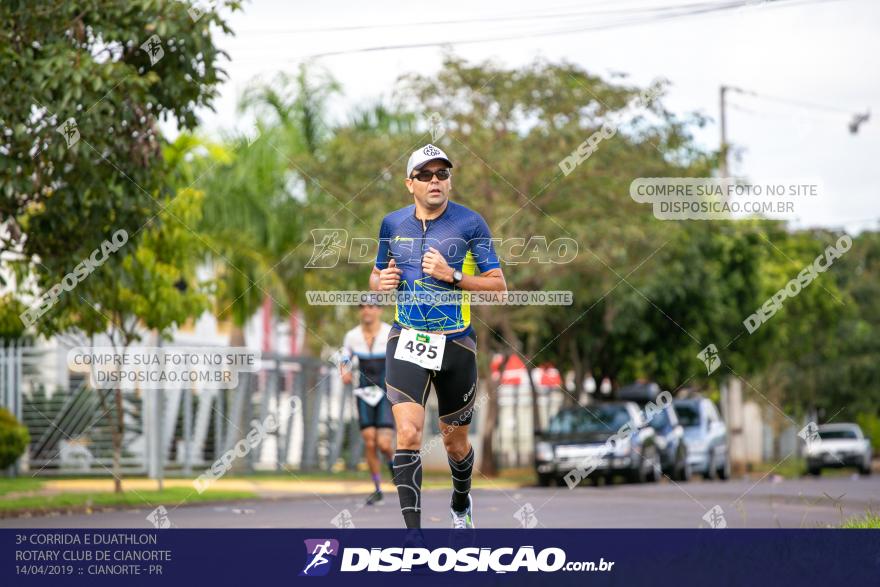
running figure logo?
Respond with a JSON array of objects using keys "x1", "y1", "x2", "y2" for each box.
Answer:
[
  {"x1": 306, "y1": 229, "x2": 348, "y2": 268},
  {"x1": 697, "y1": 344, "x2": 721, "y2": 375},
  {"x1": 300, "y1": 539, "x2": 339, "y2": 576}
]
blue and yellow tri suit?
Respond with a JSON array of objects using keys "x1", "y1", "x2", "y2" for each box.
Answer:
[
  {"x1": 374, "y1": 200, "x2": 500, "y2": 340},
  {"x1": 375, "y1": 200, "x2": 500, "y2": 424}
]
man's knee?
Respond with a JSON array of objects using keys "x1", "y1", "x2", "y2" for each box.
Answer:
[
  {"x1": 442, "y1": 432, "x2": 469, "y2": 461},
  {"x1": 396, "y1": 421, "x2": 423, "y2": 449},
  {"x1": 377, "y1": 433, "x2": 392, "y2": 453},
  {"x1": 361, "y1": 429, "x2": 377, "y2": 450}
]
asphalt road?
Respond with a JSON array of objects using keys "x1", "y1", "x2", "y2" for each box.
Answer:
[{"x1": 4, "y1": 475, "x2": 877, "y2": 529}]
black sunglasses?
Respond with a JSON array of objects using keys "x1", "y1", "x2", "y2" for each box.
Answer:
[{"x1": 410, "y1": 168, "x2": 451, "y2": 182}]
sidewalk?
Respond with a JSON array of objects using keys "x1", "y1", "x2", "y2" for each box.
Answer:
[
  {"x1": 26, "y1": 472, "x2": 529, "y2": 499},
  {"x1": 38, "y1": 478, "x2": 397, "y2": 498},
  {"x1": 0, "y1": 471, "x2": 532, "y2": 517}
]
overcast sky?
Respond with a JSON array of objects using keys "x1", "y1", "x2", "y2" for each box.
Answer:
[{"x1": 191, "y1": 0, "x2": 880, "y2": 233}]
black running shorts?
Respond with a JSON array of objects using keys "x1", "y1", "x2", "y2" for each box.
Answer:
[
  {"x1": 385, "y1": 328, "x2": 478, "y2": 426},
  {"x1": 356, "y1": 395, "x2": 394, "y2": 430}
]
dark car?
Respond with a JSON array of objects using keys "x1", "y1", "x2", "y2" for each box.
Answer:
[
  {"x1": 618, "y1": 382, "x2": 689, "y2": 481},
  {"x1": 617, "y1": 381, "x2": 663, "y2": 403},
  {"x1": 673, "y1": 398, "x2": 730, "y2": 480},
  {"x1": 535, "y1": 402, "x2": 661, "y2": 486},
  {"x1": 646, "y1": 404, "x2": 690, "y2": 481}
]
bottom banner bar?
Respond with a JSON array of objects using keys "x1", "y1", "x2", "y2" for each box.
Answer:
[{"x1": 3, "y1": 529, "x2": 878, "y2": 586}]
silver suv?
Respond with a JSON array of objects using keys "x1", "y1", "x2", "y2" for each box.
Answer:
[{"x1": 673, "y1": 398, "x2": 730, "y2": 480}]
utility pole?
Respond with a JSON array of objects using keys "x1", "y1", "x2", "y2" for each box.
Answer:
[
  {"x1": 720, "y1": 85, "x2": 729, "y2": 179},
  {"x1": 720, "y1": 84, "x2": 746, "y2": 179},
  {"x1": 720, "y1": 84, "x2": 745, "y2": 476}
]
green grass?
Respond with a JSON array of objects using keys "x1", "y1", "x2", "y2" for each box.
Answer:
[
  {"x1": 0, "y1": 477, "x2": 44, "y2": 496},
  {"x1": 0, "y1": 477, "x2": 43, "y2": 497},
  {"x1": 841, "y1": 512, "x2": 880, "y2": 529},
  {"x1": 0, "y1": 486, "x2": 256, "y2": 513},
  {"x1": 747, "y1": 458, "x2": 855, "y2": 479},
  {"x1": 0, "y1": 465, "x2": 535, "y2": 515}
]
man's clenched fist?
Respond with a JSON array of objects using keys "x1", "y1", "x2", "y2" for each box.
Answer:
[
  {"x1": 378, "y1": 258, "x2": 402, "y2": 290},
  {"x1": 422, "y1": 247, "x2": 453, "y2": 282}
]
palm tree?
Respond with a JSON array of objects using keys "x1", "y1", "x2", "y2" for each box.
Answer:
[
  {"x1": 231, "y1": 64, "x2": 345, "y2": 353},
  {"x1": 194, "y1": 65, "x2": 341, "y2": 459}
]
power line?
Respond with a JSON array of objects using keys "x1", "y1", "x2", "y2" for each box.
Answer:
[
  {"x1": 308, "y1": 1, "x2": 747, "y2": 57},
  {"x1": 304, "y1": 0, "x2": 847, "y2": 59},
  {"x1": 728, "y1": 86, "x2": 871, "y2": 133},
  {"x1": 728, "y1": 101, "x2": 849, "y2": 119},
  {"x1": 238, "y1": 1, "x2": 729, "y2": 35},
  {"x1": 731, "y1": 88, "x2": 855, "y2": 115},
  {"x1": 726, "y1": 102, "x2": 771, "y2": 117}
]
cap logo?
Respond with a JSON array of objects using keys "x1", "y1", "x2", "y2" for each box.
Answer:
[{"x1": 423, "y1": 145, "x2": 441, "y2": 157}]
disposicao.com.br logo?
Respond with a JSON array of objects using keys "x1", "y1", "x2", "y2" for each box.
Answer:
[
  {"x1": 300, "y1": 539, "x2": 614, "y2": 575},
  {"x1": 300, "y1": 539, "x2": 340, "y2": 576}
]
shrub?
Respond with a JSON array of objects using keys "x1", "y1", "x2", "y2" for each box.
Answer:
[
  {"x1": 855, "y1": 413, "x2": 880, "y2": 453},
  {"x1": 0, "y1": 294, "x2": 27, "y2": 341},
  {"x1": 0, "y1": 407, "x2": 30, "y2": 470}
]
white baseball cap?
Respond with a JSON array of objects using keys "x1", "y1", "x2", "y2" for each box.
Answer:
[{"x1": 406, "y1": 144, "x2": 453, "y2": 178}]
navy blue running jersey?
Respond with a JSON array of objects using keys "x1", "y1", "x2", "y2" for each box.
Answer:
[{"x1": 374, "y1": 200, "x2": 500, "y2": 339}]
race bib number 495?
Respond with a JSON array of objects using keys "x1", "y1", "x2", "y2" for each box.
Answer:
[{"x1": 394, "y1": 329, "x2": 446, "y2": 370}]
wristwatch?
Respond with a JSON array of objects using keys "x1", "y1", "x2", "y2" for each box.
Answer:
[{"x1": 451, "y1": 269, "x2": 463, "y2": 285}]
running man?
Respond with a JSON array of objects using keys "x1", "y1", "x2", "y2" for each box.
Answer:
[
  {"x1": 302, "y1": 540, "x2": 334, "y2": 575},
  {"x1": 339, "y1": 301, "x2": 395, "y2": 505},
  {"x1": 370, "y1": 144, "x2": 507, "y2": 529}
]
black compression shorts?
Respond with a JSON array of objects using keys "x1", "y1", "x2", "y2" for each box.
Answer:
[
  {"x1": 385, "y1": 329, "x2": 478, "y2": 426},
  {"x1": 356, "y1": 395, "x2": 394, "y2": 430}
]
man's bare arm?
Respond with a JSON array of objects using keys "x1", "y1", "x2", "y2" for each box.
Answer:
[
  {"x1": 456, "y1": 268, "x2": 506, "y2": 292},
  {"x1": 421, "y1": 247, "x2": 506, "y2": 291}
]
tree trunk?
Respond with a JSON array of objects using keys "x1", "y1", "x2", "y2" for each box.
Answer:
[
  {"x1": 227, "y1": 324, "x2": 250, "y2": 472},
  {"x1": 497, "y1": 319, "x2": 538, "y2": 466},
  {"x1": 95, "y1": 333, "x2": 124, "y2": 494},
  {"x1": 524, "y1": 358, "x2": 542, "y2": 462},
  {"x1": 523, "y1": 333, "x2": 542, "y2": 443},
  {"x1": 566, "y1": 336, "x2": 583, "y2": 408},
  {"x1": 479, "y1": 353, "x2": 503, "y2": 478},
  {"x1": 154, "y1": 330, "x2": 164, "y2": 492},
  {"x1": 230, "y1": 325, "x2": 246, "y2": 347},
  {"x1": 112, "y1": 388, "x2": 123, "y2": 494}
]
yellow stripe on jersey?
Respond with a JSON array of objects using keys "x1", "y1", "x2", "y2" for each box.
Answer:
[{"x1": 461, "y1": 250, "x2": 477, "y2": 328}]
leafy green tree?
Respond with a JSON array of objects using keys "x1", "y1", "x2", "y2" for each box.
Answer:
[
  {"x1": 35, "y1": 185, "x2": 210, "y2": 492},
  {"x1": 790, "y1": 230, "x2": 880, "y2": 417},
  {"x1": 191, "y1": 53, "x2": 876, "y2": 475},
  {"x1": 288, "y1": 56, "x2": 719, "y2": 472},
  {"x1": 198, "y1": 66, "x2": 341, "y2": 351},
  {"x1": 188, "y1": 66, "x2": 343, "y2": 460},
  {"x1": 2, "y1": 0, "x2": 236, "y2": 301}
]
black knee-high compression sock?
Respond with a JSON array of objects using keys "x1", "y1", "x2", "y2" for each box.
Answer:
[
  {"x1": 449, "y1": 445, "x2": 474, "y2": 513},
  {"x1": 387, "y1": 456, "x2": 395, "y2": 481},
  {"x1": 393, "y1": 449, "x2": 422, "y2": 529}
]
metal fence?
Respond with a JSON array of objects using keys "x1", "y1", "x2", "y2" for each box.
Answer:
[
  {"x1": 2, "y1": 342, "x2": 566, "y2": 476},
  {"x1": 0, "y1": 344, "x2": 368, "y2": 477}
]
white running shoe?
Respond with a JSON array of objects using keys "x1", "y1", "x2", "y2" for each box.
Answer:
[{"x1": 450, "y1": 494, "x2": 475, "y2": 529}]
